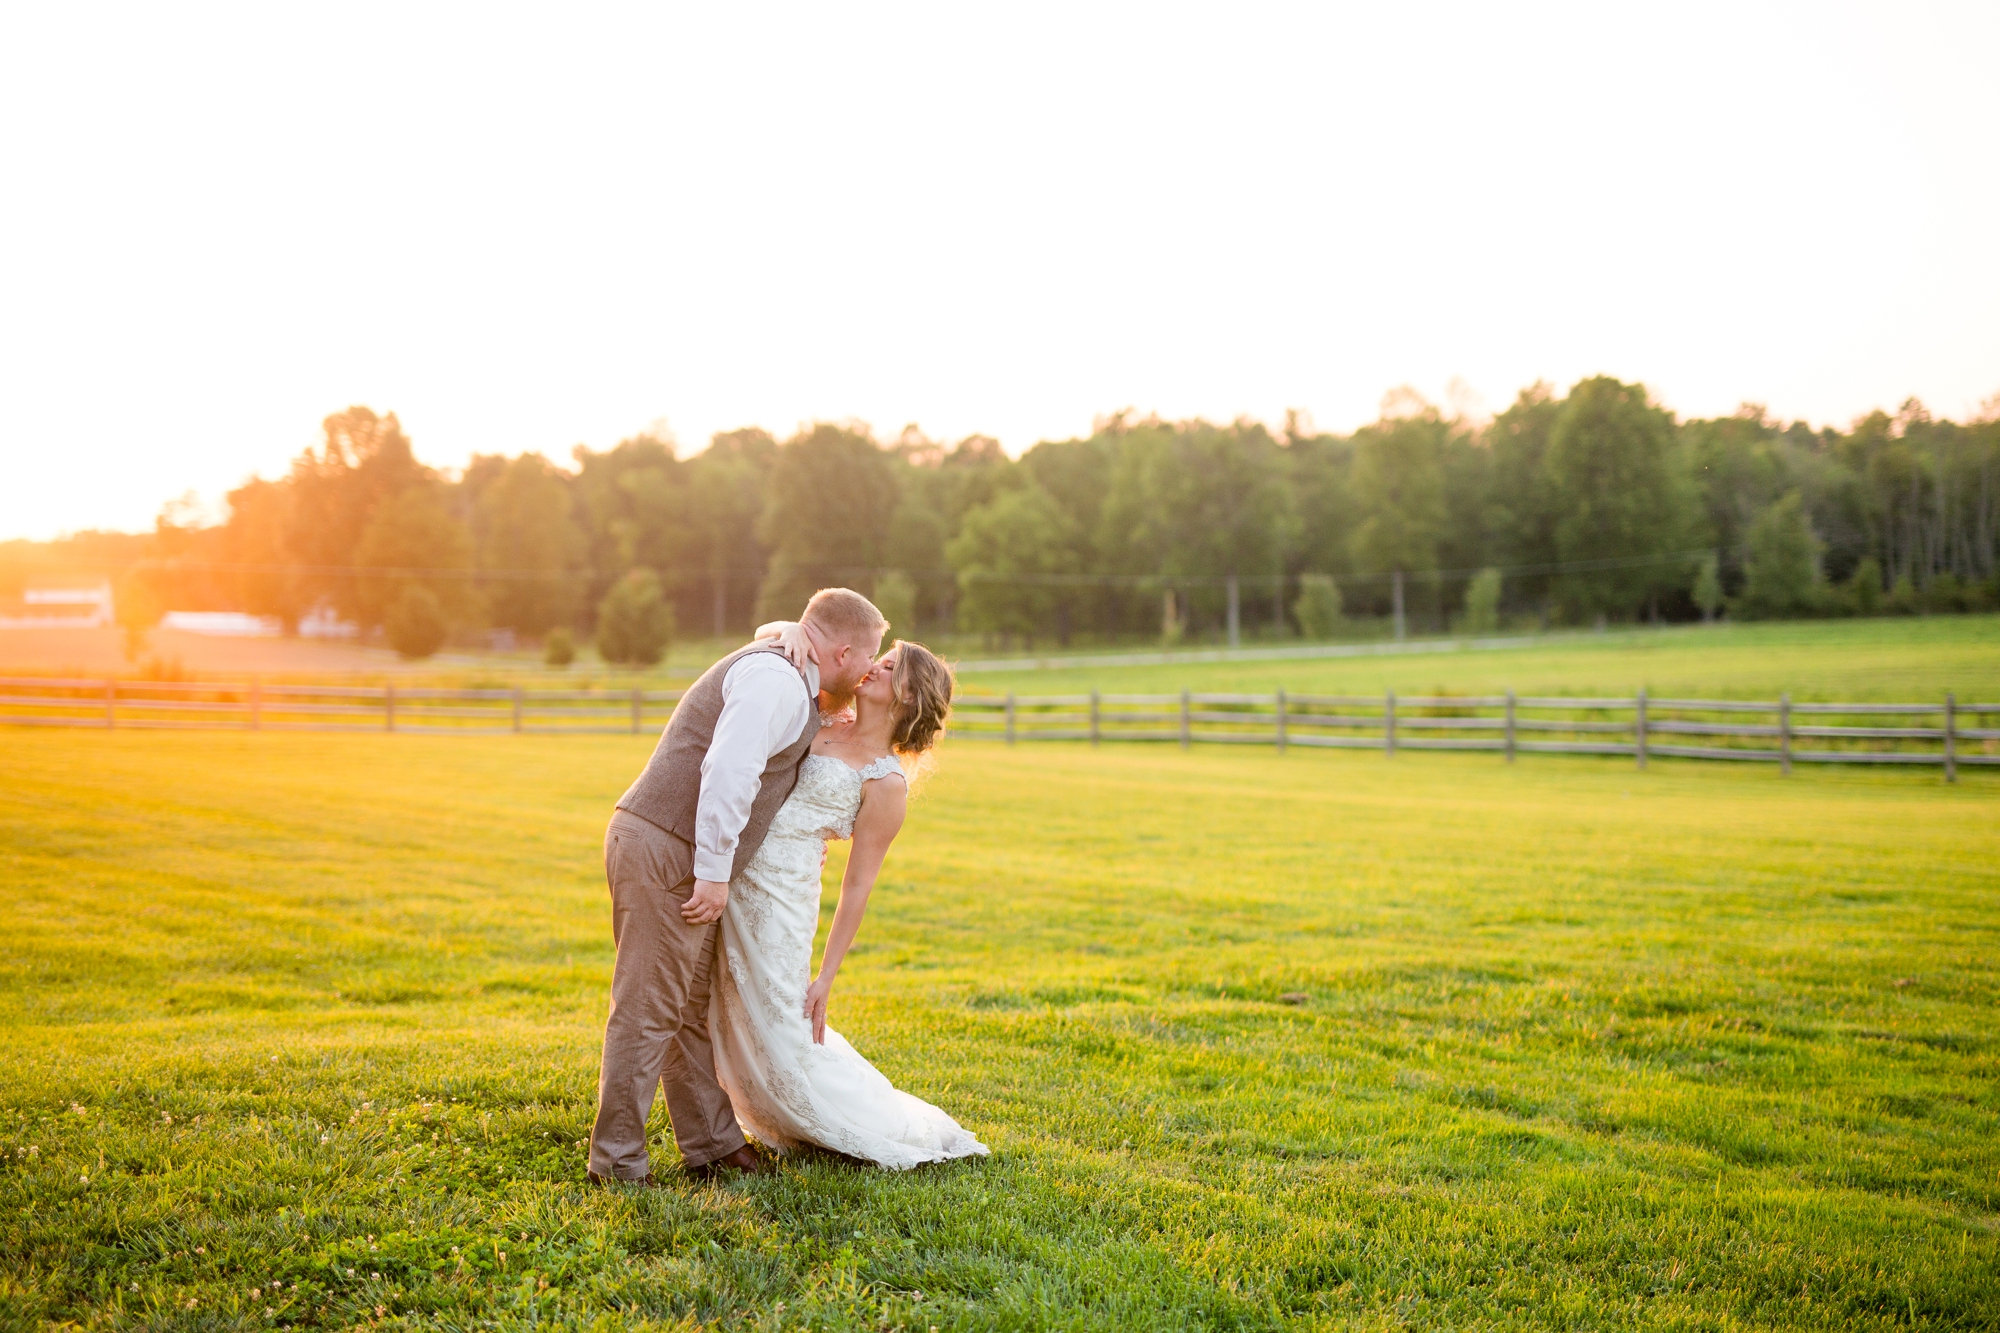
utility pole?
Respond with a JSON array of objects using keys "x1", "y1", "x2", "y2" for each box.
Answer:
[{"x1": 1226, "y1": 574, "x2": 1241, "y2": 648}]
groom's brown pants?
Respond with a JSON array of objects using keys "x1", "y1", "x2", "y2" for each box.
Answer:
[{"x1": 588, "y1": 809, "x2": 747, "y2": 1178}]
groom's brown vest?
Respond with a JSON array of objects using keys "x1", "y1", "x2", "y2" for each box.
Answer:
[{"x1": 615, "y1": 643, "x2": 819, "y2": 878}]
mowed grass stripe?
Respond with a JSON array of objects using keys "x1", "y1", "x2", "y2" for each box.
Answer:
[{"x1": 1, "y1": 733, "x2": 1996, "y2": 1330}]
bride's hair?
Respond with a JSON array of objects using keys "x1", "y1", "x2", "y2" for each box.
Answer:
[{"x1": 887, "y1": 640, "x2": 953, "y2": 758}]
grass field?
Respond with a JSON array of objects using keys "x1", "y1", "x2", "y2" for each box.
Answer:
[
  {"x1": 3, "y1": 731, "x2": 1997, "y2": 1330},
  {"x1": 951, "y1": 617, "x2": 2000, "y2": 703}
]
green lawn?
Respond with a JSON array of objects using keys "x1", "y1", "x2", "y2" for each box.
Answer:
[
  {"x1": 951, "y1": 616, "x2": 2000, "y2": 702},
  {"x1": 2, "y1": 733, "x2": 1996, "y2": 1330}
]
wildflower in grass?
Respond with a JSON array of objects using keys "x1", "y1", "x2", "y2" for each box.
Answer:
[{"x1": 194, "y1": 1247, "x2": 205, "y2": 1255}]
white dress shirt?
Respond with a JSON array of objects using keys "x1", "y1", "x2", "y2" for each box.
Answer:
[{"x1": 693, "y1": 651, "x2": 820, "y2": 882}]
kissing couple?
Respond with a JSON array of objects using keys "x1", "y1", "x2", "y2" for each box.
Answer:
[{"x1": 586, "y1": 586, "x2": 987, "y2": 1182}]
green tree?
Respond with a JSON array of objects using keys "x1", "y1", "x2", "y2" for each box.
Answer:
[
  {"x1": 947, "y1": 485, "x2": 1078, "y2": 645},
  {"x1": 385, "y1": 585, "x2": 448, "y2": 659},
  {"x1": 1293, "y1": 574, "x2": 1343, "y2": 639},
  {"x1": 221, "y1": 476, "x2": 309, "y2": 632},
  {"x1": 352, "y1": 487, "x2": 476, "y2": 631},
  {"x1": 1487, "y1": 383, "x2": 1562, "y2": 615},
  {"x1": 1019, "y1": 434, "x2": 1117, "y2": 641},
  {"x1": 572, "y1": 432, "x2": 691, "y2": 631},
  {"x1": 1544, "y1": 376, "x2": 1693, "y2": 620},
  {"x1": 1099, "y1": 419, "x2": 1296, "y2": 637},
  {"x1": 756, "y1": 425, "x2": 899, "y2": 622},
  {"x1": 465, "y1": 452, "x2": 582, "y2": 636},
  {"x1": 1737, "y1": 492, "x2": 1821, "y2": 619},
  {"x1": 1284, "y1": 425, "x2": 1357, "y2": 594},
  {"x1": 286, "y1": 407, "x2": 431, "y2": 624},
  {"x1": 597, "y1": 569, "x2": 675, "y2": 667},
  {"x1": 683, "y1": 428, "x2": 777, "y2": 636},
  {"x1": 1347, "y1": 409, "x2": 1450, "y2": 635}
]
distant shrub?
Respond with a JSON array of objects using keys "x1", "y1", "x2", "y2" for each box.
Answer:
[
  {"x1": 1925, "y1": 572, "x2": 1966, "y2": 613},
  {"x1": 1842, "y1": 556, "x2": 1882, "y2": 616},
  {"x1": 1692, "y1": 554, "x2": 1724, "y2": 622},
  {"x1": 1887, "y1": 574, "x2": 1918, "y2": 615},
  {"x1": 597, "y1": 569, "x2": 674, "y2": 667},
  {"x1": 115, "y1": 573, "x2": 163, "y2": 662},
  {"x1": 543, "y1": 627, "x2": 576, "y2": 668},
  {"x1": 1293, "y1": 575, "x2": 1343, "y2": 640},
  {"x1": 1462, "y1": 568, "x2": 1501, "y2": 636},
  {"x1": 386, "y1": 585, "x2": 449, "y2": 660}
]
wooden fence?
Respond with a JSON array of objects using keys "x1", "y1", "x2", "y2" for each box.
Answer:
[
  {"x1": 948, "y1": 689, "x2": 1999, "y2": 780},
  {"x1": 0, "y1": 677, "x2": 681, "y2": 735},
  {"x1": 4, "y1": 677, "x2": 1995, "y2": 779}
]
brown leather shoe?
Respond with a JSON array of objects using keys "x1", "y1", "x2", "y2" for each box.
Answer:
[
  {"x1": 690, "y1": 1145, "x2": 767, "y2": 1180},
  {"x1": 587, "y1": 1169, "x2": 661, "y2": 1188}
]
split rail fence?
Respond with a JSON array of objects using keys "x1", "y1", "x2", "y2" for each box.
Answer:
[
  {"x1": 0, "y1": 677, "x2": 682, "y2": 736},
  {"x1": 3, "y1": 677, "x2": 1995, "y2": 779},
  {"x1": 950, "y1": 689, "x2": 1998, "y2": 780}
]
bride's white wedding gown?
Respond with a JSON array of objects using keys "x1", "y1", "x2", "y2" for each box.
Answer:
[{"x1": 711, "y1": 752, "x2": 989, "y2": 1169}]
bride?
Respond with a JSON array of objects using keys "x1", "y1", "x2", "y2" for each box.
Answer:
[{"x1": 708, "y1": 625, "x2": 988, "y2": 1169}]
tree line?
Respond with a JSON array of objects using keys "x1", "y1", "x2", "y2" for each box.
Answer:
[{"x1": 9, "y1": 379, "x2": 1999, "y2": 661}]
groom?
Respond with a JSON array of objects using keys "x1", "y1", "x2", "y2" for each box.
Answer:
[{"x1": 588, "y1": 587, "x2": 887, "y2": 1183}]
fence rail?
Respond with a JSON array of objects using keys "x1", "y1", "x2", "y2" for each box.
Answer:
[
  {"x1": 3, "y1": 677, "x2": 1993, "y2": 780},
  {"x1": 0, "y1": 677, "x2": 683, "y2": 736},
  {"x1": 950, "y1": 688, "x2": 1996, "y2": 781}
]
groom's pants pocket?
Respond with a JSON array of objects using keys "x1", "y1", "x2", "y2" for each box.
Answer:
[{"x1": 605, "y1": 809, "x2": 696, "y2": 907}]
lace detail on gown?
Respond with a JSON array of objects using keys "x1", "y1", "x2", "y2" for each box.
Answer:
[{"x1": 710, "y1": 753, "x2": 988, "y2": 1169}]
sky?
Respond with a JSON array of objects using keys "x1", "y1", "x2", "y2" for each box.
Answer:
[{"x1": 2, "y1": 2, "x2": 1996, "y2": 540}]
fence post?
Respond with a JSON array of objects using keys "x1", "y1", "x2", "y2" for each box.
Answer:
[
  {"x1": 1089, "y1": 689, "x2": 1100, "y2": 747},
  {"x1": 1945, "y1": 691, "x2": 1957, "y2": 784},
  {"x1": 1276, "y1": 689, "x2": 1287, "y2": 752},
  {"x1": 104, "y1": 679, "x2": 116, "y2": 730},
  {"x1": 1385, "y1": 689, "x2": 1396, "y2": 757},
  {"x1": 1180, "y1": 689, "x2": 1191, "y2": 749},
  {"x1": 512, "y1": 685, "x2": 523, "y2": 734},
  {"x1": 631, "y1": 688, "x2": 642, "y2": 735},
  {"x1": 1504, "y1": 690, "x2": 1516, "y2": 763},
  {"x1": 249, "y1": 675, "x2": 261, "y2": 732},
  {"x1": 1005, "y1": 691, "x2": 1016, "y2": 745},
  {"x1": 1778, "y1": 692, "x2": 1791, "y2": 776},
  {"x1": 1635, "y1": 688, "x2": 1648, "y2": 770},
  {"x1": 385, "y1": 683, "x2": 396, "y2": 733}
]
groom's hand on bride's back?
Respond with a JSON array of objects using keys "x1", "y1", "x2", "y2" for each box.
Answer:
[{"x1": 683, "y1": 878, "x2": 730, "y2": 925}]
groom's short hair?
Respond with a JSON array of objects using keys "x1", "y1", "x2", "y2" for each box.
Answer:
[{"x1": 803, "y1": 587, "x2": 888, "y2": 644}]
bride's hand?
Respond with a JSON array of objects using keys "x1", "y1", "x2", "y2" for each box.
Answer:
[
  {"x1": 803, "y1": 975, "x2": 833, "y2": 1045},
  {"x1": 754, "y1": 620, "x2": 815, "y2": 672}
]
